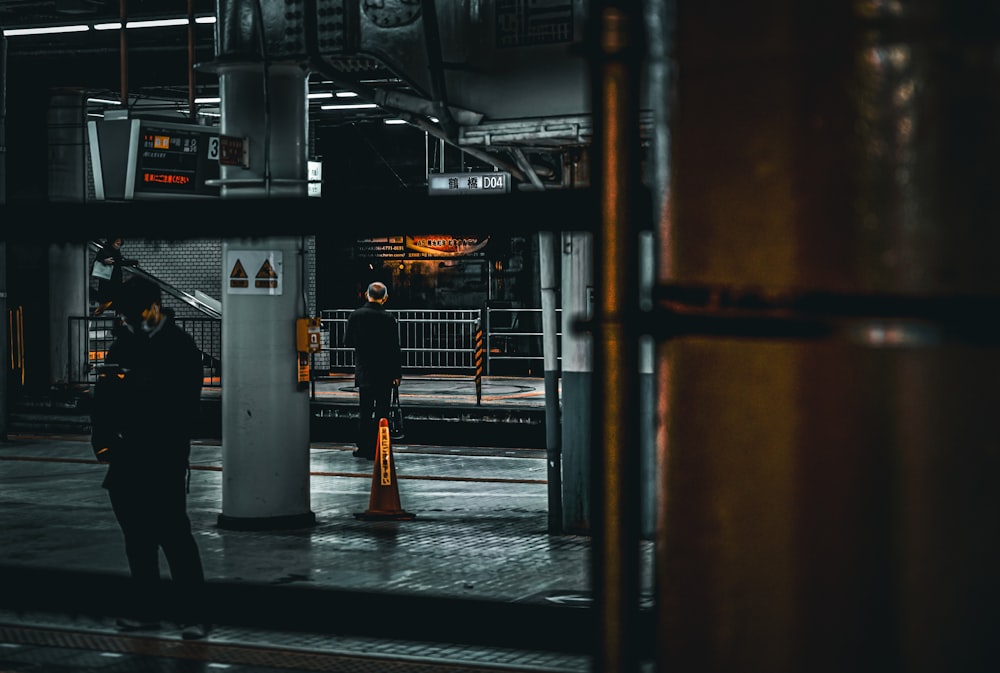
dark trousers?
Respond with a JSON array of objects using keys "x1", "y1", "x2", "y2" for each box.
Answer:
[
  {"x1": 108, "y1": 476, "x2": 206, "y2": 623},
  {"x1": 356, "y1": 382, "x2": 393, "y2": 456}
]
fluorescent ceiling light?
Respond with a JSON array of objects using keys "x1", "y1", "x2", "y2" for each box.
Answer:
[
  {"x1": 87, "y1": 97, "x2": 122, "y2": 105},
  {"x1": 308, "y1": 92, "x2": 334, "y2": 100},
  {"x1": 320, "y1": 103, "x2": 378, "y2": 110},
  {"x1": 6, "y1": 14, "x2": 215, "y2": 36},
  {"x1": 384, "y1": 119, "x2": 407, "y2": 125},
  {"x1": 3, "y1": 24, "x2": 90, "y2": 36},
  {"x1": 127, "y1": 18, "x2": 190, "y2": 29},
  {"x1": 335, "y1": 91, "x2": 359, "y2": 98},
  {"x1": 195, "y1": 97, "x2": 221, "y2": 104},
  {"x1": 95, "y1": 16, "x2": 214, "y2": 30}
]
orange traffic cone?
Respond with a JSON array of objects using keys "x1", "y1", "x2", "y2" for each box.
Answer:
[{"x1": 354, "y1": 418, "x2": 416, "y2": 521}]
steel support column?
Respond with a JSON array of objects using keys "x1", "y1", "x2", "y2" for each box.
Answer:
[{"x1": 538, "y1": 230, "x2": 563, "y2": 534}]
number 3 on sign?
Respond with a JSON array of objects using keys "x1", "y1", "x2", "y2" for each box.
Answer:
[{"x1": 208, "y1": 136, "x2": 220, "y2": 161}]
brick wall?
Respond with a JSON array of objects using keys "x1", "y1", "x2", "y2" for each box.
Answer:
[{"x1": 92, "y1": 237, "x2": 317, "y2": 319}]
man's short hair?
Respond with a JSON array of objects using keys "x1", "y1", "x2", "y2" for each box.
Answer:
[
  {"x1": 366, "y1": 282, "x2": 388, "y2": 301},
  {"x1": 117, "y1": 277, "x2": 161, "y2": 320}
]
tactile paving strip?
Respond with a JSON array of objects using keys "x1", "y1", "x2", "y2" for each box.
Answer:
[{"x1": 0, "y1": 623, "x2": 589, "y2": 673}]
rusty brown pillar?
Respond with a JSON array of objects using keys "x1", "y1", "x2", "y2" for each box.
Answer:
[
  {"x1": 589, "y1": 1, "x2": 645, "y2": 672},
  {"x1": 657, "y1": 1, "x2": 1000, "y2": 672}
]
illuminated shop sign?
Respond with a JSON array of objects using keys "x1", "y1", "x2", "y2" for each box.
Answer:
[
  {"x1": 354, "y1": 235, "x2": 490, "y2": 259},
  {"x1": 406, "y1": 236, "x2": 490, "y2": 257}
]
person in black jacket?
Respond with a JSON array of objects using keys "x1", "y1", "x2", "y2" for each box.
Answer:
[
  {"x1": 343, "y1": 281, "x2": 403, "y2": 459},
  {"x1": 93, "y1": 235, "x2": 139, "y2": 316},
  {"x1": 91, "y1": 276, "x2": 211, "y2": 640}
]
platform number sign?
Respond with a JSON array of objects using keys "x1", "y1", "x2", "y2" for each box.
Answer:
[{"x1": 207, "y1": 135, "x2": 249, "y2": 168}]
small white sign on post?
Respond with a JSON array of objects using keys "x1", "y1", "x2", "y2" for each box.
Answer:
[{"x1": 226, "y1": 250, "x2": 283, "y2": 295}]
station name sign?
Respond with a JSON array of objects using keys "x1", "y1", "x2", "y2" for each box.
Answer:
[{"x1": 428, "y1": 171, "x2": 511, "y2": 196}]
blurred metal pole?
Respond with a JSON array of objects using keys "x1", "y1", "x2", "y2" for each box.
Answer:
[
  {"x1": 589, "y1": 1, "x2": 645, "y2": 671},
  {"x1": 0, "y1": 35, "x2": 6, "y2": 441},
  {"x1": 643, "y1": 0, "x2": 674, "y2": 543},
  {"x1": 0, "y1": 35, "x2": 6, "y2": 205}
]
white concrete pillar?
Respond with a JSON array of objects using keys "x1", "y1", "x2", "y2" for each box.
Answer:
[
  {"x1": 216, "y1": 63, "x2": 313, "y2": 529},
  {"x1": 560, "y1": 231, "x2": 592, "y2": 534},
  {"x1": 219, "y1": 237, "x2": 313, "y2": 528}
]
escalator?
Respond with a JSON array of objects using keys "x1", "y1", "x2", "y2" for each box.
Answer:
[
  {"x1": 86, "y1": 242, "x2": 222, "y2": 383},
  {"x1": 88, "y1": 241, "x2": 222, "y2": 320}
]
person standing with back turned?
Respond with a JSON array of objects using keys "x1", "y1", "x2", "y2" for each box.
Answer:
[
  {"x1": 90, "y1": 276, "x2": 211, "y2": 639},
  {"x1": 344, "y1": 281, "x2": 402, "y2": 459}
]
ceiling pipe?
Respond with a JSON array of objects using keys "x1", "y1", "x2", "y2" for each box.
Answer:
[
  {"x1": 509, "y1": 148, "x2": 546, "y2": 191},
  {"x1": 380, "y1": 106, "x2": 531, "y2": 184},
  {"x1": 187, "y1": 0, "x2": 195, "y2": 120},
  {"x1": 306, "y1": 56, "x2": 532, "y2": 185},
  {"x1": 118, "y1": 0, "x2": 127, "y2": 104},
  {"x1": 418, "y1": 0, "x2": 458, "y2": 142}
]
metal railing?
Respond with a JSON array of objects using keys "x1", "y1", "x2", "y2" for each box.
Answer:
[
  {"x1": 69, "y1": 316, "x2": 222, "y2": 386},
  {"x1": 481, "y1": 307, "x2": 556, "y2": 377},
  {"x1": 316, "y1": 307, "x2": 558, "y2": 377},
  {"x1": 318, "y1": 309, "x2": 481, "y2": 373},
  {"x1": 68, "y1": 307, "x2": 558, "y2": 386}
]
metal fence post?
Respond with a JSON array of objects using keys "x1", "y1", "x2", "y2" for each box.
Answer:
[{"x1": 474, "y1": 315, "x2": 484, "y2": 405}]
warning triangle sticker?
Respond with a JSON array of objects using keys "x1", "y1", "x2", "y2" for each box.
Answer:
[
  {"x1": 229, "y1": 259, "x2": 250, "y2": 288},
  {"x1": 254, "y1": 258, "x2": 279, "y2": 289},
  {"x1": 256, "y1": 259, "x2": 278, "y2": 279}
]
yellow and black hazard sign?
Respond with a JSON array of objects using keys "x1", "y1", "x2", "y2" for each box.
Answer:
[
  {"x1": 229, "y1": 259, "x2": 249, "y2": 288},
  {"x1": 255, "y1": 258, "x2": 279, "y2": 289}
]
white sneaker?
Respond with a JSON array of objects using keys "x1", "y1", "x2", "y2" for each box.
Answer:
[
  {"x1": 115, "y1": 617, "x2": 160, "y2": 632},
  {"x1": 181, "y1": 623, "x2": 211, "y2": 640}
]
